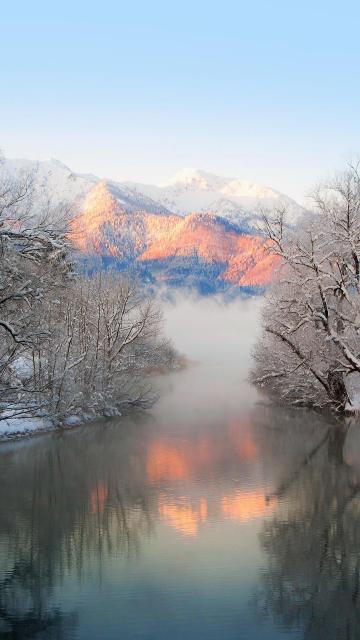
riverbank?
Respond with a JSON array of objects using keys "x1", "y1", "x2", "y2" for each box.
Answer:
[
  {"x1": 0, "y1": 410, "x2": 104, "y2": 443},
  {"x1": 0, "y1": 356, "x2": 190, "y2": 443}
]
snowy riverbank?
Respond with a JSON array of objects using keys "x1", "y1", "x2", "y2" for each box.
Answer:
[
  {"x1": 0, "y1": 411, "x2": 97, "y2": 442},
  {"x1": 0, "y1": 407, "x2": 125, "y2": 442}
]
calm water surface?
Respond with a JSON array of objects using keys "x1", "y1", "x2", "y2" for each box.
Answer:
[{"x1": 0, "y1": 297, "x2": 359, "y2": 639}]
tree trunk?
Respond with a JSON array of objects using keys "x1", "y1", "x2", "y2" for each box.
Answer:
[{"x1": 327, "y1": 368, "x2": 349, "y2": 411}]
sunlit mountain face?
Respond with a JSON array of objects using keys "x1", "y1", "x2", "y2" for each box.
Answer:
[
  {"x1": 3, "y1": 157, "x2": 299, "y2": 294},
  {"x1": 69, "y1": 182, "x2": 280, "y2": 292}
]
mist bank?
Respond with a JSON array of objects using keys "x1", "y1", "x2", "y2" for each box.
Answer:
[{"x1": 0, "y1": 291, "x2": 263, "y2": 442}]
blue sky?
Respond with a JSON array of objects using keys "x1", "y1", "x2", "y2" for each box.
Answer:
[{"x1": 1, "y1": 0, "x2": 360, "y2": 202}]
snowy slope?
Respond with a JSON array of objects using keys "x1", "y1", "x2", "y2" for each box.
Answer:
[
  {"x1": 0, "y1": 157, "x2": 171, "y2": 215},
  {"x1": 1, "y1": 158, "x2": 305, "y2": 228},
  {"x1": 0, "y1": 157, "x2": 293, "y2": 292},
  {"x1": 125, "y1": 168, "x2": 305, "y2": 227}
]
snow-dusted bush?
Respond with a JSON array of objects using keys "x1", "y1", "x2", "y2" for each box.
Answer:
[{"x1": 34, "y1": 273, "x2": 174, "y2": 418}]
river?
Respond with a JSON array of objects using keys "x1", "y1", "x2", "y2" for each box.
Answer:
[{"x1": 0, "y1": 296, "x2": 359, "y2": 639}]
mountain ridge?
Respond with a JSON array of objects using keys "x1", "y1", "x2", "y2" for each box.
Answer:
[
  {"x1": 1, "y1": 157, "x2": 304, "y2": 226},
  {"x1": 69, "y1": 182, "x2": 279, "y2": 290},
  {"x1": 1, "y1": 156, "x2": 293, "y2": 293}
]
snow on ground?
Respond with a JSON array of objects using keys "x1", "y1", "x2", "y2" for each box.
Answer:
[
  {"x1": 346, "y1": 396, "x2": 360, "y2": 413},
  {"x1": 8, "y1": 356, "x2": 33, "y2": 380},
  {"x1": 0, "y1": 412, "x2": 53, "y2": 439},
  {"x1": 0, "y1": 409, "x2": 115, "y2": 441}
]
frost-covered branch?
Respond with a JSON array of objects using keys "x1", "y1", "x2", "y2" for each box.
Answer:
[{"x1": 252, "y1": 163, "x2": 360, "y2": 411}]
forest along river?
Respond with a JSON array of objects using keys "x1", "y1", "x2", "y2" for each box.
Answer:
[{"x1": 0, "y1": 296, "x2": 359, "y2": 640}]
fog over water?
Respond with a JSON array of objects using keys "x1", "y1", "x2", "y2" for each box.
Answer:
[
  {"x1": 154, "y1": 294, "x2": 263, "y2": 433},
  {"x1": 1, "y1": 296, "x2": 360, "y2": 640}
]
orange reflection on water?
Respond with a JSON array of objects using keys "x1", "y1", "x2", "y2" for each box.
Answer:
[
  {"x1": 158, "y1": 495, "x2": 208, "y2": 537},
  {"x1": 147, "y1": 428, "x2": 258, "y2": 486},
  {"x1": 221, "y1": 490, "x2": 274, "y2": 522},
  {"x1": 147, "y1": 442, "x2": 192, "y2": 483},
  {"x1": 90, "y1": 484, "x2": 108, "y2": 514},
  {"x1": 228, "y1": 420, "x2": 258, "y2": 461}
]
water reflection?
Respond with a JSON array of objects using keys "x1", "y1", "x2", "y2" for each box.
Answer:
[
  {"x1": 147, "y1": 424, "x2": 258, "y2": 485},
  {"x1": 2, "y1": 398, "x2": 360, "y2": 638},
  {"x1": 0, "y1": 422, "x2": 155, "y2": 638},
  {"x1": 255, "y1": 413, "x2": 360, "y2": 640},
  {"x1": 145, "y1": 419, "x2": 268, "y2": 538},
  {"x1": 158, "y1": 494, "x2": 208, "y2": 537},
  {"x1": 2, "y1": 296, "x2": 360, "y2": 639},
  {"x1": 221, "y1": 490, "x2": 275, "y2": 522},
  {"x1": 0, "y1": 405, "x2": 272, "y2": 636}
]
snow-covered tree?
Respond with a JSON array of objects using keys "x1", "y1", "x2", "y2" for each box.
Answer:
[
  {"x1": 0, "y1": 164, "x2": 71, "y2": 415},
  {"x1": 252, "y1": 164, "x2": 360, "y2": 412},
  {"x1": 0, "y1": 165, "x2": 177, "y2": 425},
  {"x1": 34, "y1": 273, "x2": 174, "y2": 418}
]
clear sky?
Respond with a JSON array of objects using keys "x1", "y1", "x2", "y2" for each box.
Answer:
[{"x1": 1, "y1": 0, "x2": 360, "y2": 202}]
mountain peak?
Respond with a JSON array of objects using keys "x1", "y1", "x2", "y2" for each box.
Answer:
[
  {"x1": 222, "y1": 179, "x2": 279, "y2": 200},
  {"x1": 164, "y1": 168, "x2": 280, "y2": 198},
  {"x1": 163, "y1": 168, "x2": 227, "y2": 191}
]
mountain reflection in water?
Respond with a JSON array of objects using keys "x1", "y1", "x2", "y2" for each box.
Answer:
[{"x1": 0, "y1": 297, "x2": 360, "y2": 640}]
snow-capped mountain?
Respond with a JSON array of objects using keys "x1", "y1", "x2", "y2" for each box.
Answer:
[
  {"x1": 0, "y1": 157, "x2": 171, "y2": 216},
  {"x1": 0, "y1": 156, "x2": 303, "y2": 293},
  {"x1": 69, "y1": 182, "x2": 279, "y2": 290},
  {"x1": 125, "y1": 168, "x2": 305, "y2": 228},
  {"x1": 1, "y1": 158, "x2": 305, "y2": 229}
]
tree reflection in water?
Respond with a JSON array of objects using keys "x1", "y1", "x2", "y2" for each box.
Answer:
[
  {"x1": 0, "y1": 563, "x2": 77, "y2": 639},
  {"x1": 4, "y1": 403, "x2": 360, "y2": 639},
  {"x1": 255, "y1": 414, "x2": 360, "y2": 640},
  {"x1": 0, "y1": 420, "x2": 154, "y2": 638}
]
